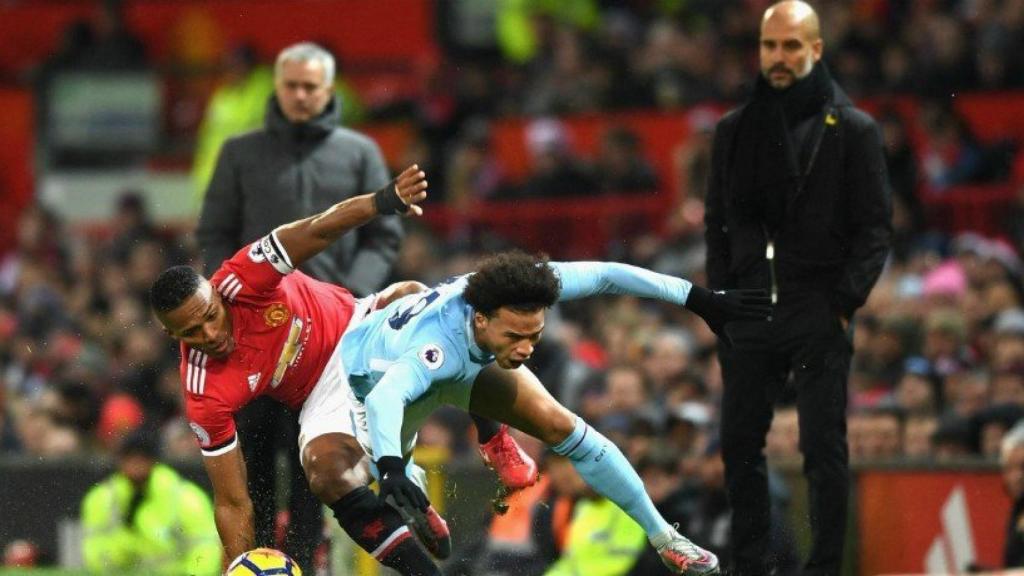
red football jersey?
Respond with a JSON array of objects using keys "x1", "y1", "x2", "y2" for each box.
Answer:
[{"x1": 181, "y1": 232, "x2": 355, "y2": 455}]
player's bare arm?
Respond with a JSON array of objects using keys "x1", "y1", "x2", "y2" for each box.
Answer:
[
  {"x1": 275, "y1": 164, "x2": 428, "y2": 268},
  {"x1": 201, "y1": 446, "x2": 255, "y2": 564}
]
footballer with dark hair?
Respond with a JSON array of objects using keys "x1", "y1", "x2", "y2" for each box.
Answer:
[
  {"x1": 151, "y1": 166, "x2": 449, "y2": 575},
  {"x1": 339, "y1": 247, "x2": 772, "y2": 575}
]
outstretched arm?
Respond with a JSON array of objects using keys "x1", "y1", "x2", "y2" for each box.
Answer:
[
  {"x1": 550, "y1": 261, "x2": 771, "y2": 342},
  {"x1": 552, "y1": 261, "x2": 694, "y2": 304},
  {"x1": 273, "y1": 165, "x2": 428, "y2": 270}
]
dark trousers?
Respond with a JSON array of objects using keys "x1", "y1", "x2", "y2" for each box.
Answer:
[
  {"x1": 719, "y1": 292, "x2": 851, "y2": 576},
  {"x1": 237, "y1": 396, "x2": 322, "y2": 572}
]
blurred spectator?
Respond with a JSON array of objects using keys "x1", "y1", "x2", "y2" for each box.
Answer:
[
  {"x1": 663, "y1": 402, "x2": 710, "y2": 459},
  {"x1": 522, "y1": 28, "x2": 609, "y2": 115},
  {"x1": 904, "y1": 414, "x2": 939, "y2": 459},
  {"x1": 107, "y1": 193, "x2": 158, "y2": 264},
  {"x1": 765, "y1": 407, "x2": 801, "y2": 460},
  {"x1": 471, "y1": 473, "x2": 556, "y2": 576},
  {"x1": 919, "y1": 104, "x2": 985, "y2": 190},
  {"x1": 635, "y1": 20, "x2": 717, "y2": 109},
  {"x1": 923, "y1": 308, "x2": 970, "y2": 377},
  {"x1": 971, "y1": 404, "x2": 1024, "y2": 457},
  {"x1": 993, "y1": 366, "x2": 1024, "y2": 407},
  {"x1": 592, "y1": 127, "x2": 658, "y2": 194},
  {"x1": 1004, "y1": 421, "x2": 1024, "y2": 567},
  {"x1": 95, "y1": 393, "x2": 145, "y2": 451},
  {"x1": 518, "y1": 118, "x2": 596, "y2": 199},
  {"x1": 641, "y1": 329, "x2": 694, "y2": 398},
  {"x1": 849, "y1": 408, "x2": 903, "y2": 461},
  {"x1": 1, "y1": 205, "x2": 69, "y2": 300},
  {"x1": 446, "y1": 118, "x2": 506, "y2": 211},
  {"x1": 932, "y1": 415, "x2": 973, "y2": 460},
  {"x1": 191, "y1": 44, "x2": 274, "y2": 201},
  {"x1": 542, "y1": 454, "x2": 646, "y2": 576},
  {"x1": 673, "y1": 108, "x2": 717, "y2": 202},
  {"x1": 80, "y1": 428, "x2": 219, "y2": 575},
  {"x1": 879, "y1": 110, "x2": 924, "y2": 261},
  {"x1": 892, "y1": 356, "x2": 941, "y2": 415},
  {"x1": 994, "y1": 310, "x2": 1024, "y2": 371},
  {"x1": 78, "y1": 0, "x2": 148, "y2": 70}
]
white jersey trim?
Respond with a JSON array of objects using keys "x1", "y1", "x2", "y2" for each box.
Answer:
[
  {"x1": 200, "y1": 433, "x2": 238, "y2": 457},
  {"x1": 217, "y1": 273, "x2": 243, "y2": 303},
  {"x1": 186, "y1": 349, "x2": 209, "y2": 395}
]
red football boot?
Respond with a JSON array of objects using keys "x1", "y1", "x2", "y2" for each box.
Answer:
[{"x1": 477, "y1": 424, "x2": 539, "y2": 491}]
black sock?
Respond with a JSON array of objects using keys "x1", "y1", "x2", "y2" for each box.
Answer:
[
  {"x1": 330, "y1": 487, "x2": 440, "y2": 576},
  {"x1": 472, "y1": 414, "x2": 501, "y2": 444}
]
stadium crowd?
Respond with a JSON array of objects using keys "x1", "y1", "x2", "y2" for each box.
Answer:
[{"x1": 4, "y1": 0, "x2": 1024, "y2": 572}]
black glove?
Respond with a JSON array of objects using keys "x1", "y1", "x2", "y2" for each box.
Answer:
[
  {"x1": 376, "y1": 456, "x2": 429, "y2": 511},
  {"x1": 685, "y1": 286, "x2": 773, "y2": 345}
]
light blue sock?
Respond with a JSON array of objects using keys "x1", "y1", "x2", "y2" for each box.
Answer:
[{"x1": 552, "y1": 415, "x2": 672, "y2": 539}]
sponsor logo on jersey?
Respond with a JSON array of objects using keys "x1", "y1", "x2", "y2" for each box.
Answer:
[
  {"x1": 271, "y1": 317, "x2": 304, "y2": 388},
  {"x1": 247, "y1": 372, "x2": 261, "y2": 392},
  {"x1": 189, "y1": 422, "x2": 211, "y2": 446},
  {"x1": 264, "y1": 302, "x2": 290, "y2": 327},
  {"x1": 419, "y1": 344, "x2": 445, "y2": 370}
]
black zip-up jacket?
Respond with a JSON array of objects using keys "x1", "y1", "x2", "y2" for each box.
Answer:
[
  {"x1": 197, "y1": 96, "x2": 402, "y2": 296},
  {"x1": 704, "y1": 82, "x2": 892, "y2": 317}
]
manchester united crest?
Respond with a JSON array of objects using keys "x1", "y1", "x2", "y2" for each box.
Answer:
[{"x1": 264, "y1": 303, "x2": 290, "y2": 327}]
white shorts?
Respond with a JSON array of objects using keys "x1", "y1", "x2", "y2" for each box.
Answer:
[{"x1": 296, "y1": 294, "x2": 378, "y2": 456}]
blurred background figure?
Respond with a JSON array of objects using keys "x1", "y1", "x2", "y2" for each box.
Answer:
[
  {"x1": 1002, "y1": 422, "x2": 1024, "y2": 567},
  {"x1": 542, "y1": 454, "x2": 646, "y2": 576},
  {"x1": 190, "y1": 43, "x2": 273, "y2": 202},
  {"x1": 519, "y1": 117, "x2": 595, "y2": 199},
  {"x1": 79, "y1": 427, "x2": 219, "y2": 575}
]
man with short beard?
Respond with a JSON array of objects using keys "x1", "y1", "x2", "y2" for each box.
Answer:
[{"x1": 704, "y1": 2, "x2": 892, "y2": 574}]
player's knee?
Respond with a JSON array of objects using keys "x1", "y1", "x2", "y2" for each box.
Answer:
[
  {"x1": 307, "y1": 458, "x2": 360, "y2": 504},
  {"x1": 305, "y1": 442, "x2": 367, "y2": 504},
  {"x1": 538, "y1": 406, "x2": 577, "y2": 446}
]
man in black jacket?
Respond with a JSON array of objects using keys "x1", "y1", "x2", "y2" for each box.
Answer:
[
  {"x1": 703, "y1": 3, "x2": 891, "y2": 575},
  {"x1": 196, "y1": 42, "x2": 402, "y2": 571}
]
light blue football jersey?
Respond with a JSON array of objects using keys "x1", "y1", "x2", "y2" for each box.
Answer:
[{"x1": 340, "y1": 261, "x2": 694, "y2": 459}]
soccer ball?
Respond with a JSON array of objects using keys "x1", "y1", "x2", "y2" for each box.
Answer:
[{"x1": 226, "y1": 548, "x2": 302, "y2": 575}]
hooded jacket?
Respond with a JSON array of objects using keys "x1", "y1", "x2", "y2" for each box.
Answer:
[
  {"x1": 197, "y1": 96, "x2": 401, "y2": 296},
  {"x1": 704, "y1": 65, "x2": 892, "y2": 317}
]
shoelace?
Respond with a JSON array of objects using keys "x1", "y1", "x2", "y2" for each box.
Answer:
[
  {"x1": 661, "y1": 531, "x2": 703, "y2": 558},
  {"x1": 497, "y1": 436, "x2": 527, "y2": 466}
]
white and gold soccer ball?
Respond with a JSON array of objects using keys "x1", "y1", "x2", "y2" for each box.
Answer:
[{"x1": 226, "y1": 548, "x2": 302, "y2": 576}]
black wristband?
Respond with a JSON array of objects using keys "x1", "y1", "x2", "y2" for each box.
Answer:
[
  {"x1": 373, "y1": 181, "x2": 408, "y2": 215},
  {"x1": 376, "y1": 456, "x2": 406, "y2": 476}
]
